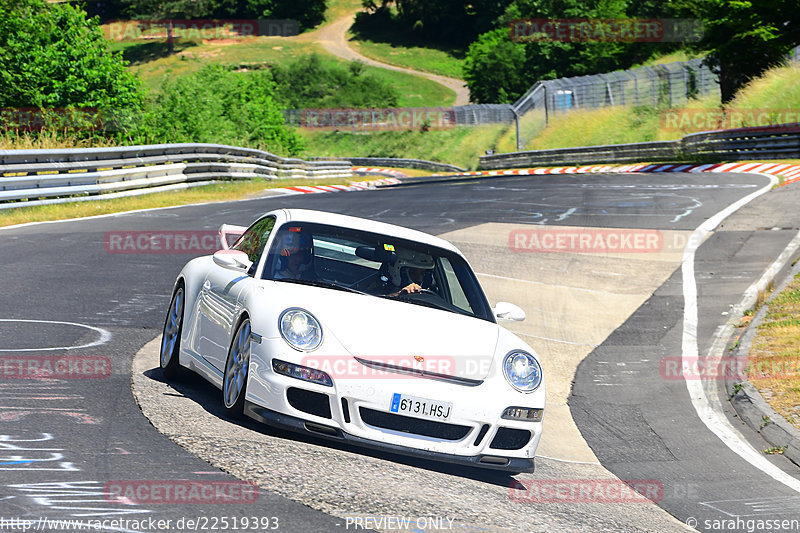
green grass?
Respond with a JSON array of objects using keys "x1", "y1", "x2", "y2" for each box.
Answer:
[
  {"x1": 727, "y1": 64, "x2": 800, "y2": 125},
  {"x1": 496, "y1": 110, "x2": 548, "y2": 153},
  {"x1": 299, "y1": 125, "x2": 508, "y2": 170},
  {"x1": 354, "y1": 61, "x2": 455, "y2": 107},
  {"x1": 348, "y1": 36, "x2": 465, "y2": 79},
  {"x1": 0, "y1": 178, "x2": 352, "y2": 228},
  {"x1": 521, "y1": 105, "x2": 666, "y2": 151},
  {"x1": 345, "y1": 7, "x2": 466, "y2": 79},
  {"x1": 322, "y1": 0, "x2": 363, "y2": 27},
  {"x1": 502, "y1": 63, "x2": 800, "y2": 152},
  {"x1": 749, "y1": 272, "x2": 800, "y2": 431},
  {"x1": 109, "y1": 37, "x2": 454, "y2": 107},
  {"x1": 634, "y1": 49, "x2": 703, "y2": 68}
]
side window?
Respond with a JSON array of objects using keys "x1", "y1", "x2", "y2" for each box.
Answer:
[
  {"x1": 439, "y1": 257, "x2": 474, "y2": 314},
  {"x1": 232, "y1": 216, "x2": 275, "y2": 268}
]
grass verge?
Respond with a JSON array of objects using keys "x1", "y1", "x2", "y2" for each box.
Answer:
[
  {"x1": 0, "y1": 178, "x2": 351, "y2": 228},
  {"x1": 106, "y1": 31, "x2": 454, "y2": 107},
  {"x1": 299, "y1": 124, "x2": 508, "y2": 170},
  {"x1": 747, "y1": 271, "x2": 800, "y2": 431},
  {"x1": 511, "y1": 64, "x2": 799, "y2": 152},
  {"x1": 348, "y1": 36, "x2": 465, "y2": 79}
]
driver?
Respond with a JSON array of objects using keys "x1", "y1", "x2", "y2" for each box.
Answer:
[
  {"x1": 387, "y1": 264, "x2": 434, "y2": 297},
  {"x1": 397, "y1": 266, "x2": 428, "y2": 294},
  {"x1": 273, "y1": 229, "x2": 314, "y2": 280}
]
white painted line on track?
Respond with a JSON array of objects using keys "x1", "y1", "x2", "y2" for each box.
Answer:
[
  {"x1": 681, "y1": 172, "x2": 800, "y2": 493},
  {"x1": 0, "y1": 319, "x2": 112, "y2": 352}
]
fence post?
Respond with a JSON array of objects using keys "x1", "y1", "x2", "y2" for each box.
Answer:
[{"x1": 543, "y1": 85, "x2": 549, "y2": 126}]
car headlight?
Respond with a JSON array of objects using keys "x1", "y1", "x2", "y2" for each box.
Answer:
[
  {"x1": 279, "y1": 308, "x2": 322, "y2": 351},
  {"x1": 503, "y1": 350, "x2": 542, "y2": 392}
]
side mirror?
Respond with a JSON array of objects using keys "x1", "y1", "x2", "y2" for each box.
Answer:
[
  {"x1": 218, "y1": 224, "x2": 247, "y2": 250},
  {"x1": 493, "y1": 302, "x2": 526, "y2": 322},
  {"x1": 213, "y1": 250, "x2": 252, "y2": 272}
]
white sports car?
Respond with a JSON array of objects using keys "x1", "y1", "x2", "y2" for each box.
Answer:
[{"x1": 160, "y1": 208, "x2": 545, "y2": 472}]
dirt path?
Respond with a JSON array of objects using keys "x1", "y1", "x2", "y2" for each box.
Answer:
[{"x1": 310, "y1": 13, "x2": 470, "y2": 106}]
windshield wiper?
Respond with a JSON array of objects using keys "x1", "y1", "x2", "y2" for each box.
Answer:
[{"x1": 273, "y1": 278, "x2": 368, "y2": 295}]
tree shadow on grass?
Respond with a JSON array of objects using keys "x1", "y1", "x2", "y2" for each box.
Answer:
[
  {"x1": 115, "y1": 40, "x2": 199, "y2": 65},
  {"x1": 349, "y1": 15, "x2": 466, "y2": 59}
]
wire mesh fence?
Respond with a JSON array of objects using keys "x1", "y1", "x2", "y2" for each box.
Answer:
[
  {"x1": 283, "y1": 46, "x2": 800, "y2": 150},
  {"x1": 514, "y1": 58, "x2": 719, "y2": 117}
]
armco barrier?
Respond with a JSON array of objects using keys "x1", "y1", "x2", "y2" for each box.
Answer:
[
  {"x1": 683, "y1": 124, "x2": 800, "y2": 160},
  {"x1": 480, "y1": 140, "x2": 681, "y2": 169},
  {"x1": 313, "y1": 156, "x2": 465, "y2": 174},
  {"x1": 479, "y1": 123, "x2": 800, "y2": 169},
  {"x1": 0, "y1": 143, "x2": 352, "y2": 206}
]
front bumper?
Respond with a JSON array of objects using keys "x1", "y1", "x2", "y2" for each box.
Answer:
[
  {"x1": 243, "y1": 339, "x2": 544, "y2": 473},
  {"x1": 244, "y1": 401, "x2": 535, "y2": 473}
]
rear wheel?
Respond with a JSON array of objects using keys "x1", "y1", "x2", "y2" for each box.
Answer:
[
  {"x1": 160, "y1": 285, "x2": 184, "y2": 378},
  {"x1": 223, "y1": 317, "x2": 251, "y2": 418}
]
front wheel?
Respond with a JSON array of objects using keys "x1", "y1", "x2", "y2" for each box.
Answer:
[
  {"x1": 223, "y1": 317, "x2": 251, "y2": 418},
  {"x1": 160, "y1": 285, "x2": 184, "y2": 378}
]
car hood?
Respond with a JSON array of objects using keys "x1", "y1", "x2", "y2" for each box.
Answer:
[{"x1": 268, "y1": 282, "x2": 499, "y2": 381}]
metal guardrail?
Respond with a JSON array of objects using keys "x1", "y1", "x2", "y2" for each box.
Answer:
[
  {"x1": 479, "y1": 124, "x2": 800, "y2": 169},
  {"x1": 480, "y1": 140, "x2": 681, "y2": 169},
  {"x1": 0, "y1": 143, "x2": 352, "y2": 206},
  {"x1": 312, "y1": 156, "x2": 465, "y2": 173},
  {"x1": 683, "y1": 124, "x2": 800, "y2": 160}
]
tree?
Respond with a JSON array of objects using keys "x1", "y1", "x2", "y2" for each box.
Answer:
[
  {"x1": 145, "y1": 65, "x2": 303, "y2": 155},
  {"x1": 687, "y1": 0, "x2": 800, "y2": 102},
  {"x1": 245, "y1": 0, "x2": 327, "y2": 31},
  {"x1": 0, "y1": 0, "x2": 143, "y2": 130},
  {"x1": 360, "y1": 0, "x2": 513, "y2": 45},
  {"x1": 121, "y1": 0, "x2": 238, "y2": 19},
  {"x1": 463, "y1": 0, "x2": 688, "y2": 103},
  {"x1": 463, "y1": 29, "x2": 528, "y2": 103}
]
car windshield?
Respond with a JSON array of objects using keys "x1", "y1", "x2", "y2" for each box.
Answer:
[{"x1": 262, "y1": 221, "x2": 495, "y2": 322}]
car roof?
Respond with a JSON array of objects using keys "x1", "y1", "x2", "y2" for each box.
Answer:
[{"x1": 275, "y1": 208, "x2": 461, "y2": 255}]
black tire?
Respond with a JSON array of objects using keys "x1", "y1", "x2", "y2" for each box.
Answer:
[
  {"x1": 159, "y1": 284, "x2": 185, "y2": 379},
  {"x1": 223, "y1": 317, "x2": 251, "y2": 418}
]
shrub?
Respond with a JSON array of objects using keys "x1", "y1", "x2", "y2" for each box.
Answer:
[{"x1": 140, "y1": 65, "x2": 303, "y2": 155}]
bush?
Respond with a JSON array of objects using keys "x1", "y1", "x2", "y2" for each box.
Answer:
[
  {"x1": 139, "y1": 65, "x2": 303, "y2": 155},
  {"x1": 246, "y1": 0, "x2": 327, "y2": 31},
  {"x1": 0, "y1": 0, "x2": 144, "y2": 133},
  {"x1": 270, "y1": 53, "x2": 400, "y2": 109},
  {"x1": 463, "y1": 28, "x2": 528, "y2": 103}
]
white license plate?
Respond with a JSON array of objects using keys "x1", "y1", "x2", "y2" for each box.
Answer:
[{"x1": 390, "y1": 393, "x2": 452, "y2": 421}]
